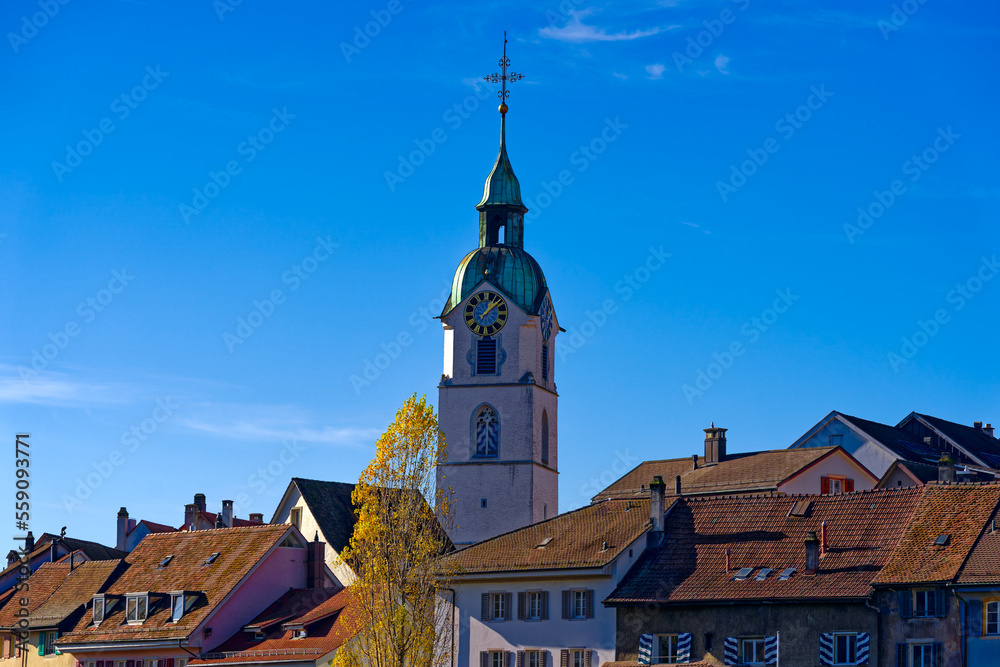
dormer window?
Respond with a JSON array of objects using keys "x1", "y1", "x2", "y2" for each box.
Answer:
[
  {"x1": 126, "y1": 594, "x2": 148, "y2": 623},
  {"x1": 290, "y1": 508, "x2": 302, "y2": 529},
  {"x1": 92, "y1": 595, "x2": 105, "y2": 625},
  {"x1": 170, "y1": 593, "x2": 185, "y2": 622},
  {"x1": 294, "y1": 629, "x2": 307, "y2": 639}
]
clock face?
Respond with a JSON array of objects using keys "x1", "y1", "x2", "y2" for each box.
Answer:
[
  {"x1": 540, "y1": 296, "x2": 553, "y2": 341},
  {"x1": 464, "y1": 290, "x2": 508, "y2": 336}
]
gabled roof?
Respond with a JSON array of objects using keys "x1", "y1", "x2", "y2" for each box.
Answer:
[
  {"x1": 875, "y1": 483, "x2": 1000, "y2": 585},
  {"x1": 30, "y1": 560, "x2": 125, "y2": 626},
  {"x1": 957, "y1": 502, "x2": 1000, "y2": 585},
  {"x1": 276, "y1": 479, "x2": 357, "y2": 553},
  {"x1": 0, "y1": 535, "x2": 125, "y2": 588},
  {"x1": 190, "y1": 588, "x2": 357, "y2": 666},
  {"x1": 837, "y1": 413, "x2": 949, "y2": 465},
  {"x1": 606, "y1": 487, "x2": 925, "y2": 605},
  {"x1": 876, "y1": 460, "x2": 941, "y2": 488},
  {"x1": 593, "y1": 447, "x2": 866, "y2": 502},
  {"x1": 447, "y1": 498, "x2": 656, "y2": 574},
  {"x1": 900, "y1": 413, "x2": 1000, "y2": 469},
  {"x1": 0, "y1": 562, "x2": 74, "y2": 628},
  {"x1": 60, "y1": 524, "x2": 296, "y2": 645}
]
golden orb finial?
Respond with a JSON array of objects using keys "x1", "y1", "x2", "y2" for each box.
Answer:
[{"x1": 499, "y1": 103, "x2": 508, "y2": 115}]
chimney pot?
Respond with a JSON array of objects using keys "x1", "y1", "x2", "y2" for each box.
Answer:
[
  {"x1": 674, "y1": 475, "x2": 682, "y2": 496},
  {"x1": 974, "y1": 421, "x2": 984, "y2": 430},
  {"x1": 986, "y1": 424, "x2": 995, "y2": 438},
  {"x1": 692, "y1": 454, "x2": 698, "y2": 470},
  {"x1": 649, "y1": 476, "x2": 667, "y2": 538},
  {"x1": 214, "y1": 512, "x2": 224, "y2": 529},
  {"x1": 704, "y1": 425, "x2": 728, "y2": 465},
  {"x1": 116, "y1": 507, "x2": 129, "y2": 552},
  {"x1": 24, "y1": 531, "x2": 34, "y2": 553},
  {"x1": 306, "y1": 537, "x2": 326, "y2": 588},
  {"x1": 804, "y1": 531, "x2": 820, "y2": 574},
  {"x1": 249, "y1": 513, "x2": 264, "y2": 524},
  {"x1": 820, "y1": 521, "x2": 829, "y2": 555},
  {"x1": 194, "y1": 493, "x2": 207, "y2": 512},
  {"x1": 222, "y1": 500, "x2": 234, "y2": 528},
  {"x1": 938, "y1": 452, "x2": 955, "y2": 484}
]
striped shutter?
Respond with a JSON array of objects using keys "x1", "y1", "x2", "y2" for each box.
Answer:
[
  {"x1": 934, "y1": 589, "x2": 946, "y2": 617},
  {"x1": 561, "y1": 591, "x2": 571, "y2": 619},
  {"x1": 505, "y1": 593, "x2": 513, "y2": 621},
  {"x1": 585, "y1": 650, "x2": 592, "y2": 667},
  {"x1": 856, "y1": 633, "x2": 870, "y2": 665},
  {"x1": 541, "y1": 652, "x2": 547, "y2": 667},
  {"x1": 971, "y1": 599, "x2": 984, "y2": 636},
  {"x1": 518, "y1": 593, "x2": 526, "y2": 620},
  {"x1": 585, "y1": 590, "x2": 594, "y2": 619},
  {"x1": 764, "y1": 636, "x2": 778, "y2": 665},
  {"x1": 516, "y1": 652, "x2": 524, "y2": 667},
  {"x1": 895, "y1": 643, "x2": 906, "y2": 667},
  {"x1": 541, "y1": 591, "x2": 549, "y2": 620},
  {"x1": 637, "y1": 634, "x2": 652, "y2": 665},
  {"x1": 819, "y1": 633, "x2": 834, "y2": 665},
  {"x1": 677, "y1": 633, "x2": 692, "y2": 663},
  {"x1": 724, "y1": 637, "x2": 738, "y2": 665},
  {"x1": 559, "y1": 650, "x2": 568, "y2": 667},
  {"x1": 482, "y1": 593, "x2": 490, "y2": 621},
  {"x1": 899, "y1": 590, "x2": 912, "y2": 618},
  {"x1": 480, "y1": 652, "x2": 488, "y2": 667}
]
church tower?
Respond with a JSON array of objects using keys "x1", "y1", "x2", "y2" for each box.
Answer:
[{"x1": 437, "y1": 37, "x2": 559, "y2": 547}]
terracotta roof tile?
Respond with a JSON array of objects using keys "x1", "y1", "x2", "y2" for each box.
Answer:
[
  {"x1": 447, "y1": 499, "x2": 655, "y2": 573},
  {"x1": 594, "y1": 447, "x2": 853, "y2": 501},
  {"x1": 59, "y1": 524, "x2": 293, "y2": 645},
  {"x1": 607, "y1": 487, "x2": 925, "y2": 605},
  {"x1": 30, "y1": 560, "x2": 125, "y2": 626},
  {"x1": 0, "y1": 561, "x2": 73, "y2": 627},
  {"x1": 910, "y1": 414, "x2": 1000, "y2": 469},
  {"x1": 189, "y1": 588, "x2": 357, "y2": 665},
  {"x1": 957, "y1": 503, "x2": 1000, "y2": 584},
  {"x1": 875, "y1": 483, "x2": 1000, "y2": 585}
]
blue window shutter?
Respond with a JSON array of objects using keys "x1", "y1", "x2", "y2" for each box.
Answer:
[
  {"x1": 970, "y1": 599, "x2": 983, "y2": 636},
  {"x1": 896, "y1": 643, "x2": 906, "y2": 667},
  {"x1": 819, "y1": 633, "x2": 833, "y2": 665},
  {"x1": 899, "y1": 590, "x2": 912, "y2": 618},
  {"x1": 932, "y1": 642, "x2": 943, "y2": 667},
  {"x1": 481, "y1": 593, "x2": 489, "y2": 621},
  {"x1": 724, "y1": 637, "x2": 738, "y2": 666},
  {"x1": 856, "y1": 633, "x2": 870, "y2": 665},
  {"x1": 637, "y1": 634, "x2": 652, "y2": 665},
  {"x1": 935, "y1": 589, "x2": 946, "y2": 618},
  {"x1": 764, "y1": 636, "x2": 778, "y2": 665},
  {"x1": 677, "y1": 633, "x2": 692, "y2": 663}
]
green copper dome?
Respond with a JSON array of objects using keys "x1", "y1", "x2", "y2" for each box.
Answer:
[{"x1": 444, "y1": 245, "x2": 548, "y2": 316}]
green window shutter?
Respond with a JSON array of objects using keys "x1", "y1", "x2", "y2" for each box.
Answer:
[
  {"x1": 37, "y1": 632, "x2": 44, "y2": 656},
  {"x1": 53, "y1": 632, "x2": 60, "y2": 655}
]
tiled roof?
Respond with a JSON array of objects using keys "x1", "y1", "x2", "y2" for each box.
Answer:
[
  {"x1": 593, "y1": 447, "x2": 846, "y2": 501},
  {"x1": 0, "y1": 562, "x2": 74, "y2": 627},
  {"x1": 30, "y1": 560, "x2": 125, "y2": 626},
  {"x1": 906, "y1": 413, "x2": 1000, "y2": 469},
  {"x1": 290, "y1": 479, "x2": 357, "y2": 553},
  {"x1": 875, "y1": 483, "x2": 1000, "y2": 585},
  {"x1": 957, "y1": 502, "x2": 1000, "y2": 584},
  {"x1": 189, "y1": 588, "x2": 356, "y2": 665},
  {"x1": 60, "y1": 524, "x2": 293, "y2": 645},
  {"x1": 0, "y1": 535, "x2": 125, "y2": 583},
  {"x1": 839, "y1": 414, "x2": 950, "y2": 465},
  {"x1": 606, "y1": 487, "x2": 925, "y2": 605},
  {"x1": 447, "y1": 499, "x2": 655, "y2": 573}
]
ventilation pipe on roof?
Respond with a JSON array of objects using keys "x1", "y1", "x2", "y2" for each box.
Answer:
[
  {"x1": 821, "y1": 521, "x2": 829, "y2": 556},
  {"x1": 117, "y1": 507, "x2": 129, "y2": 552},
  {"x1": 804, "y1": 531, "x2": 820, "y2": 575},
  {"x1": 222, "y1": 500, "x2": 234, "y2": 528},
  {"x1": 674, "y1": 475, "x2": 682, "y2": 496},
  {"x1": 704, "y1": 423, "x2": 727, "y2": 465},
  {"x1": 938, "y1": 453, "x2": 956, "y2": 484}
]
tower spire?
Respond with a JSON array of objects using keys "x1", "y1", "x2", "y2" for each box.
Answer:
[{"x1": 478, "y1": 32, "x2": 527, "y2": 247}]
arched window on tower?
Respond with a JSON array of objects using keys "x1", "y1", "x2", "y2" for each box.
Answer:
[
  {"x1": 474, "y1": 405, "x2": 500, "y2": 458},
  {"x1": 541, "y1": 409, "x2": 549, "y2": 465}
]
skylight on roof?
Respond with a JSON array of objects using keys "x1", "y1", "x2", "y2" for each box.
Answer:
[
  {"x1": 778, "y1": 567, "x2": 796, "y2": 581},
  {"x1": 204, "y1": 552, "x2": 219, "y2": 565},
  {"x1": 733, "y1": 567, "x2": 753, "y2": 581},
  {"x1": 535, "y1": 537, "x2": 553, "y2": 549},
  {"x1": 158, "y1": 555, "x2": 173, "y2": 568},
  {"x1": 754, "y1": 568, "x2": 773, "y2": 581},
  {"x1": 788, "y1": 501, "x2": 812, "y2": 518},
  {"x1": 934, "y1": 534, "x2": 950, "y2": 546}
]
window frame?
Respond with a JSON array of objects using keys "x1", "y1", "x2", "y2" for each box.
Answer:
[
  {"x1": 911, "y1": 642, "x2": 935, "y2": 667},
  {"x1": 654, "y1": 634, "x2": 679, "y2": 663},
  {"x1": 126, "y1": 594, "x2": 148, "y2": 624},
  {"x1": 572, "y1": 590, "x2": 587, "y2": 619},
  {"x1": 526, "y1": 651, "x2": 541, "y2": 667},
  {"x1": 92, "y1": 595, "x2": 105, "y2": 625},
  {"x1": 489, "y1": 592, "x2": 507, "y2": 622},
  {"x1": 832, "y1": 632, "x2": 857, "y2": 665},
  {"x1": 526, "y1": 591, "x2": 544, "y2": 621},
  {"x1": 41, "y1": 630, "x2": 58, "y2": 656},
  {"x1": 489, "y1": 650, "x2": 504, "y2": 667},
  {"x1": 987, "y1": 601, "x2": 1000, "y2": 635},
  {"x1": 570, "y1": 649, "x2": 586, "y2": 667},
  {"x1": 473, "y1": 405, "x2": 500, "y2": 458},
  {"x1": 914, "y1": 589, "x2": 936, "y2": 618},
  {"x1": 289, "y1": 507, "x2": 302, "y2": 529},
  {"x1": 170, "y1": 592, "x2": 185, "y2": 622},
  {"x1": 741, "y1": 637, "x2": 766, "y2": 665}
]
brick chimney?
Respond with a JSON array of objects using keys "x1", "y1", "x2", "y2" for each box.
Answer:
[
  {"x1": 938, "y1": 453, "x2": 955, "y2": 484},
  {"x1": 222, "y1": 500, "x2": 234, "y2": 528},
  {"x1": 306, "y1": 533, "x2": 325, "y2": 588},
  {"x1": 820, "y1": 521, "x2": 829, "y2": 556},
  {"x1": 249, "y1": 513, "x2": 264, "y2": 524},
  {"x1": 117, "y1": 507, "x2": 129, "y2": 551},
  {"x1": 184, "y1": 503, "x2": 199, "y2": 530},
  {"x1": 692, "y1": 454, "x2": 698, "y2": 470},
  {"x1": 194, "y1": 493, "x2": 207, "y2": 512},
  {"x1": 704, "y1": 423, "x2": 727, "y2": 465},
  {"x1": 804, "y1": 531, "x2": 820, "y2": 575}
]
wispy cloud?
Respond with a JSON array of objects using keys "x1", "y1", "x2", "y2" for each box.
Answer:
[
  {"x1": 613, "y1": 71, "x2": 629, "y2": 80},
  {"x1": 646, "y1": 63, "x2": 666, "y2": 80},
  {"x1": 715, "y1": 55, "x2": 731, "y2": 74},
  {"x1": 540, "y1": 9, "x2": 670, "y2": 43},
  {"x1": 177, "y1": 403, "x2": 379, "y2": 448},
  {"x1": 0, "y1": 366, "x2": 132, "y2": 407}
]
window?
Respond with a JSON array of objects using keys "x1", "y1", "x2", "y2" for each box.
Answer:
[
  {"x1": 541, "y1": 410, "x2": 549, "y2": 465},
  {"x1": 476, "y1": 337, "x2": 498, "y2": 375},
  {"x1": 900, "y1": 589, "x2": 944, "y2": 619},
  {"x1": 915, "y1": 589, "x2": 937, "y2": 617},
  {"x1": 527, "y1": 592, "x2": 544, "y2": 620},
  {"x1": 526, "y1": 651, "x2": 543, "y2": 667},
  {"x1": 39, "y1": 630, "x2": 57, "y2": 656},
  {"x1": 126, "y1": 594, "x2": 148, "y2": 623},
  {"x1": 742, "y1": 638, "x2": 765, "y2": 665},
  {"x1": 829, "y1": 434, "x2": 843, "y2": 446},
  {"x1": 170, "y1": 593, "x2": 185, "y2": 622},
  {"x1": 654, "y1": 634, "x2": 678, "y2": 663},
  {"x1": 570, "y1": 650, "x2": 587, "y2": 667},
  {"x1": 290, "y1": 508, "x2": 302, "y2": 529},
  {"x1": 480, "y1": 651, "x2": 506, "y2": 667},
  {"x1": 909, "y1": 642, "x2": 943, "y2": 667},
  {"x1": 481, "y1": 498, "x2": 488, "y2": 508},
  {"x1": 821, "y1": 476, "x2": 854, "y2": 495},
  {"x1": 474, "y1": 406, "x2": 500, "y2": 457},
  {"x1": 481, "y1": 592, "x2": 511, "y2": 622},
  {"x1": 988, "y1": 601, "x2": 1000, "y2": 634},
  {"x1": 493, "y1": 593, "x2": 506, "y2": 620},
  {"x1": 541, "y1": 344, "x2": 548, "y2": 381},
  {"x1": 833, "y1": 633, "x2": 857, "y2": 664},
  {"x1": 92, "y1": 595, "x2": 105, "y2": 625},
  {"x1": 562, "y1": 590, "x2": 593, "y2": 620}
]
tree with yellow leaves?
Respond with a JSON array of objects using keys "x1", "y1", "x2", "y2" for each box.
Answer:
[{"x1": 335, "y1": 394, "x2": 455, "y2": 667}]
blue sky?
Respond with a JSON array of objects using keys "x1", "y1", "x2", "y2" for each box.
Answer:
[{"x1": 1, "y1": 0, "x2": 998, "y2": 547}]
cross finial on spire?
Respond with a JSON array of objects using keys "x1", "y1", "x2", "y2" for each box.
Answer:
[{"x1": 483, "y1": 31, "x2": 525, "y2": 115}]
